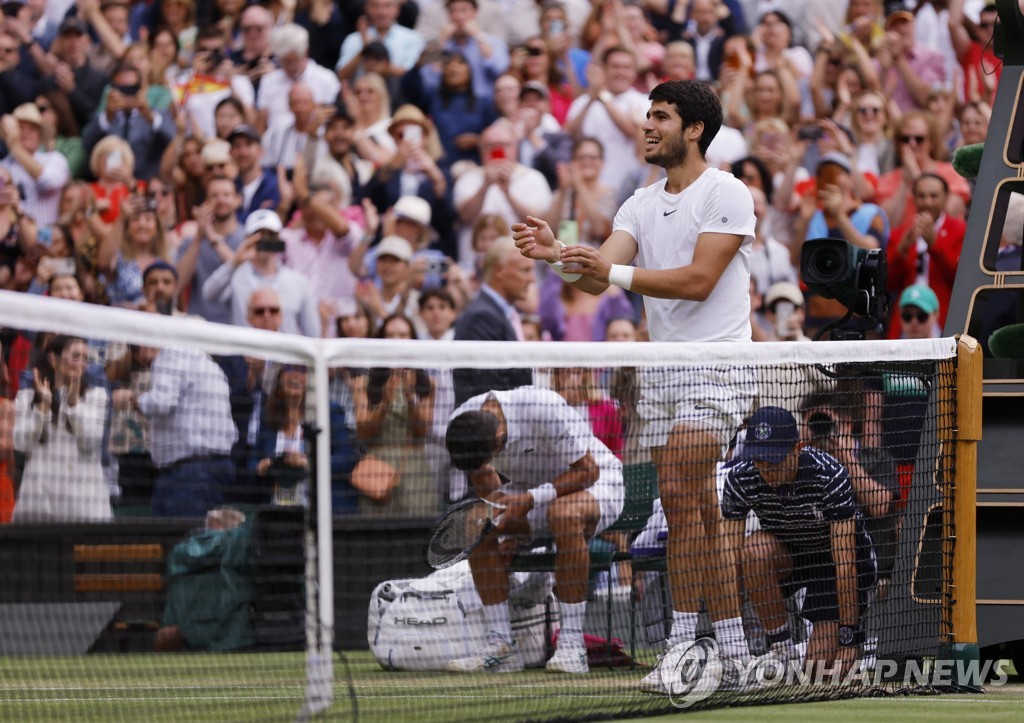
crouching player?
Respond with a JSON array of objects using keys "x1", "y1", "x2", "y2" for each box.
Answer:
[
  {"x1": 445, "y1": 387, "x2": 625, "y2": 674},
  {"x1": 722, "y1": 406, "x2": 877, "y2": 674}
]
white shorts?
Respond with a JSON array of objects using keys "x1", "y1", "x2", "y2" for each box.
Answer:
[
  {"x1": 505, "y1": 466, "x2": 625, "y2": 541},
  {"x1": 637, "y1": 366, "x2": 757, "y2": 455}
]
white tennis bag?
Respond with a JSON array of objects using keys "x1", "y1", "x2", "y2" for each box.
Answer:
[{"x1": 367, "y1": 561, "x2": 557, "y2": 670}]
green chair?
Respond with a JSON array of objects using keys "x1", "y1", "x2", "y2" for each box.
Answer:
[{"x1": 509, "y1": 461, "x2": 660, "y2": 657}]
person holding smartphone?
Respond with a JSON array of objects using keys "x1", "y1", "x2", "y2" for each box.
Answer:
[{"x1": 201, "y1": 209, "x2": 320, "y2": 336}]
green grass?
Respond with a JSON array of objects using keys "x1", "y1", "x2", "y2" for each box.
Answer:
[{"x1": 0, "y1": 651, "x2": 1020, "y2": 722}]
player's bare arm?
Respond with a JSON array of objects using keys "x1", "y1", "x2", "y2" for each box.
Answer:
[
  {"x1": 550, "y1": 451, "x2": 600, "y2": 497},
  {"x1": 511, "y1": 216, "x2": 638, "y2": 295},
  {"x1": 562, "y1": 231, "x2": 743, "y2": 301}
]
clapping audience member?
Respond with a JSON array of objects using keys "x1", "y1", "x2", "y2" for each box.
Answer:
[
  {"x1": 546, "y1": 137, "x2": 616, "y2": 247},
  {"x1": 176, "y1": 175, "x2": 246, "y2": 323},
  {"x1": 13, "y1": 335, "x2": 111, "y2": 522},
  {"x1": 82, "y1": 61, "x2": 174, "y2": 181},
  {"x1": 36, "y1": 91, "x2": 87, "y2": 180},
  {"x1": 39, "y1": 16, "x2": 109, "y2": 131},
  {"x1": 405, "y1": 50, "x2": 497, "y2": 168},
  {"x1": 335, "y1": 0, "x2": 425, "y2": 81},
  {"x1": 0, "y1": 164, "x2": 37, "y2": 289},
  {"x1": 99, "y1": 192, "x2": 170, "y2": 309},
  {"x1": 0, "y1": 103, "x2": 70, "y2": 227},
  {"x1": 252, "y1": 363, "x2": 358, "y2": 509},
  {"x1": 351, "y1": 314, "x2": 437, "y2": 517},
  {"x1": 438, "y1": 0, "x2": 510, "y2": 98}
]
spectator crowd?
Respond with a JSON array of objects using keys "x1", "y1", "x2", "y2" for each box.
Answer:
[{"x1": 0, "y1": 0, "x2": 1000, "y2": 523}]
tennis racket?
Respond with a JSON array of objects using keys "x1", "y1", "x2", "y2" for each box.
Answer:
[{"x1": 426, "y1": 498, "x2": 506, "y2": 569}]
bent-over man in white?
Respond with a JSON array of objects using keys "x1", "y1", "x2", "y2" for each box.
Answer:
[{"x1": 445, "y1": 386, "x2": 624, "y2": 676}]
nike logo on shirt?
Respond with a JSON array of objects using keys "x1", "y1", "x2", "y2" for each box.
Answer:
[{"x1": 663, "y1": 210, "x2": 677, "y2": 216}]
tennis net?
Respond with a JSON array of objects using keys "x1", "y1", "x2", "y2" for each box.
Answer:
[{"x1": 0, "y1": 291, "x2": 978, "y2": 721}]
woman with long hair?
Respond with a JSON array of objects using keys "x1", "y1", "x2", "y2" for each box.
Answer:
[
  {"x1": 0, "y1": 165, "x2": 37, "y2": 290},
  {"x1": 98, "y1": 196, "x2": 169, "y2": 308},
  {"x1": 344, "y1": 72, "x2": 397, "y2": 168},
  {"x1": 514, "y1": 37, "x2": 575, "y2": 124},
  {"x1": 849, "y1": 89, "x2": 894, "y2": 177},
  {"x1": 350, "y1": 314, "x2": 436, "y2": 517},
  {"x1": 406, "y1": 51, "x2": 496, "y2": 168},
  {"x1": 546, "y1": 137, "x2": 617, "y2": 248},
  {"x1": 37, "y1": 91, "x2": 86, "y2": 180},
  {"x1": 13, "y1": 336, "x2": 111, "y2": 522}
]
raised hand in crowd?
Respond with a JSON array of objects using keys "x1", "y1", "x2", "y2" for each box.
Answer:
[{"x1": 32, "y1": 369, "x2": 52, "y2": 415}]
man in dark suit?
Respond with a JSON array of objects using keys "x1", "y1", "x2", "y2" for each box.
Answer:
[{"x1": 453, "y1": 236, "x2": 534, "y2": 406}]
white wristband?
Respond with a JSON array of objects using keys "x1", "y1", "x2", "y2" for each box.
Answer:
[
  {"x1": 607, "y1": 264, "x2": 635, "y2": 291},
  {"x1": 528, "y1": 483, "x2": 557, "y2": 507},
  {"x1": 546, "y1": 240, "x2": 582, "y2": 282}
]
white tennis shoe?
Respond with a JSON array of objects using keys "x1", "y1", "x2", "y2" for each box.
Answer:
[
  {"x1": 447, "y1": 636, "x2": 525, "y2": 673},
  {"x1": 546, "y1": 641, "x2": 589, "y2": 674}
]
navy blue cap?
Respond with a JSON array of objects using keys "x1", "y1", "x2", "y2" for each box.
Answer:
[
  {"x1": 142, "y1": 259, "x2": 179, "y2": 283},
  {"x1": 740, "y1": 406, "x2": 799, "y2": 463}
]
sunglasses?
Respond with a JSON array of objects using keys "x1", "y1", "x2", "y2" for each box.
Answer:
[
  {"x1": 524, "y1": 46, "x2": 544, "y2": 57},
  {"x1": 857, "y1": 106, "x2": 881, "y2": 116},
  {"x1": 900, "y1": 134, "x2": 927, "y2": 144},
  {"x1": 252, "y1": 306, "x2": 281, "y2": 316},
  {"x1": 827, "y1": 57, "x2": 843, "y2": 67},
  {"x1": 901, "y1": 309, "x2": 930, "y2": 324}
]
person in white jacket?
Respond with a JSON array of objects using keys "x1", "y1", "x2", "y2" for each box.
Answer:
[{"x1": 13, "y1": 335, "x2": 111, "y2": 522}]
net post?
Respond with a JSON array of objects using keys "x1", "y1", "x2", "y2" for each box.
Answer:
[
  {"x1": 300, "y1": 352, "x2": 335, "y2": 717},
  {"x1": 946, "y1": 334, "x2": 982, "y2": 689}
]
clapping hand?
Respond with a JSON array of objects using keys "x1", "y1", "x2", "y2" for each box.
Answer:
[{"x1": 32, "y1": 369, "x2": 52, "y2": 413}]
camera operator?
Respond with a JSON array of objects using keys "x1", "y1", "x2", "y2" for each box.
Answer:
[
  {"x1": 799, "y1": 389, "x2": 900, "y2": 597},
  {"x1": 82, "y1": 62, "x2": 174, "y2": 181}
]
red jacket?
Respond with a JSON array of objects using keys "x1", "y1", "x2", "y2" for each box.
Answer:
[{"x1": 886, "y1": 214, "x2": 965, "y2": 338}]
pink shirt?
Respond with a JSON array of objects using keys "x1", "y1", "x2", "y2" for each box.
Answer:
[{"x1": 281, "y1": 227, "x2": 360, "y2": 304}]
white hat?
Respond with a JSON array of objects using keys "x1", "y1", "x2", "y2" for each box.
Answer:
[
  {"x1": 376, "y1": 235, "x2": 413, "y2": 262},
  {"x1": 393, "y1": 196, "x2": 432, "y2": 227},
  {"x1": 764, "y1": 281, "x2": 804, "y2": 309},
  {"x1": 244, "y1": 208, "x2": 283, "y2": 236}
]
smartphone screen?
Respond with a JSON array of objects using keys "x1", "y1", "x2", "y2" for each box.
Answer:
[{"x1": 404, "y1": 125, "x2": 423, "y2": 144}]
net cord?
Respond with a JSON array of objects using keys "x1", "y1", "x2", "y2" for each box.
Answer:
[{"x1": 2, "y1": 290, "x2": 958, "y2": 369}]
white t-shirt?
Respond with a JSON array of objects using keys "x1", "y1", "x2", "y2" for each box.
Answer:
[
  {"x1": 256, "y1": 62, "x2": 341, "y2": 130},
  {"x1": 565, "y1": 89, "x2": 649, "y2": 189},
  {"x1": 450, "y1": 387, "x2": 620, "y2": 490},
  {"x1": 613, "y1": 167, "x2": 756, "y2": 343}
]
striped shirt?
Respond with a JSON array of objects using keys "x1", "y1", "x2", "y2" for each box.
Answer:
[
  {"x1": 721, "y1": 447, "x2": 871, "y2": 553},
  {"x1": 1, "y1": 151, "x2": 70, "y2": 227}
]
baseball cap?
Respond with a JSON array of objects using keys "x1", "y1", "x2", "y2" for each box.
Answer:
[
  {"x1": 393, "y1": 196, "x2": 432, "y2": 227},
  {"x1": 740, "y1": 406, "x2": 799, "y2": 463},
  {"x1": 58, "y1": 15, "x2": 88, "y2": 35},
  {"x1": 764, "y1": 281, "x2": 804, "y2": 309},
  {"x1": 884, "y1": 2, "x2": 914, "y2": 29},
  {"x1": 142, "y1": 259, "x2": 179, "y2": 283},
  {"x1": 11, "y1": 103, "x2": 42, "y2": 126},
  {"x1": 376, "y1": 235, "x2": 413, "y2": 262},
  {"x1": 244, "y1": 209, "x2": 283, "y2": 236},
  {"x1": 817, "y1": 151, "x2": 852, "y2": 174},
  {"x1": 520, "y1": 81, "x2": 550, "y2": 100},
  {"x1": 898, "y1": 284, "x2": 939, "y2": 314},
  {"x1": 228, "y1": 124, "x2": 261, "y2": 143}
]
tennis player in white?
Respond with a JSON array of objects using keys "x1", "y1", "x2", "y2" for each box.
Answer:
[
  {"x1": 444, "y1": 387, "x2": 624, "y2": 674},
  {"x1": 512, "y1": 80, "x2": 757, "y2": 692}
]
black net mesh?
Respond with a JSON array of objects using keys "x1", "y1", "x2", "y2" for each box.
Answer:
[{"x1": 0, "y1": 297, "x2": 962, "y2": 721}]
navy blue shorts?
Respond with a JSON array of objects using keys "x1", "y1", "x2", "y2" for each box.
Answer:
[{"x1": 781, "y1": 543, "x2": 877, "y2": 623}]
